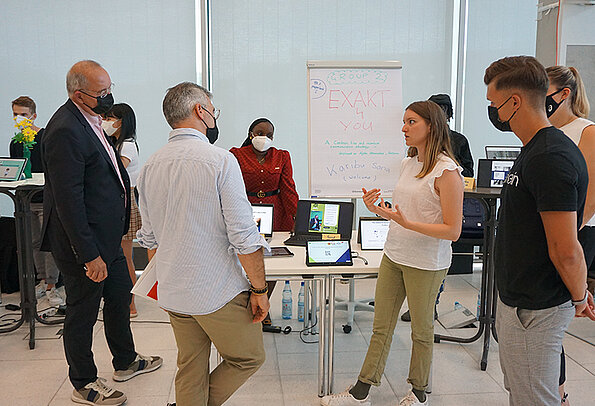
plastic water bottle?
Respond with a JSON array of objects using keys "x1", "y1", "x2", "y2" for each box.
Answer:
[
  {"x1": 476, "y1": 293, "x2": 481, "y2": 320},
  {"x1": 454, "y1": 301, "x2": 462, "y2": 310},
  {"x1": 298, "y1": 282, "x2": 305, "y2": 322},
  {"x1": 282, "y1": 281, "x2": 293, "y2": 319}
]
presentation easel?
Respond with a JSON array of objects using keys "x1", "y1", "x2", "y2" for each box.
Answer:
[{"x1": 307, "y1": 60, "x2": 405, "y2": 199}]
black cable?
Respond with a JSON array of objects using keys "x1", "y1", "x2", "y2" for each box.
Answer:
[
  {"x1": 297, "y1": 285, "x2": 319, "y2": 344},
  {"x1": 0, "y1": 312, "x2": 21, "y2": 327}
]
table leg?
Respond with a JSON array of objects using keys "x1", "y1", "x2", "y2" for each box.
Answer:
[
  {"x1": 312, "y1": 281, "x2": 318, "y2": 335},
  {"x1": 0, "y1": 192, "x2": 26, "y2": 334},
  {"x1": 318, "y1": 277, "x2": 327, "y2": 397},
  {"x1": 304, "y1": 280, "x2": 311, "y2": 333},
  {"x1": 433, "y1": 196, "x2": 498, "y2": 369},
  {"x1": 327, "y1": 275, "x2": 336, "y2": 395}
]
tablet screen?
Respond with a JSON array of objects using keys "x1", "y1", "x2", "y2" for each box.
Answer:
[
  {"x1": 252, "y1": 204, "x2": 273, "y2": 237},
  {"x1": 0, "y1": 158, "x2": 26, "y2": 181},
  {"x1": 360, "y1": 219, "x2": 389, "y2": 250},
  {"x1": 306, "y1": 240, "x2": 352, "y2": 266}
]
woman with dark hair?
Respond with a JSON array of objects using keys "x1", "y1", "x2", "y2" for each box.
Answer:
[
  {"x1": 102, "y1": 103, "x2": 141, "y2": 317},
  {"x1": 230, "y1": 118, "x2": 299, "y2": 331},
  {"x1": 321, "y1": 101, "x2": 464, "y2": 406}
]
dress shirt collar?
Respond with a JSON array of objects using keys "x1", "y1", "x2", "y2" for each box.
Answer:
[
  {"x1": 169, "y1": 128, "x2": 208, "y2": 143},
  {"x1": 73, "y1": 101, "x2": 102, "y2": 131}
]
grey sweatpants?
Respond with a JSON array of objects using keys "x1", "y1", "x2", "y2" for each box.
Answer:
[{"x1": 496, "y1": 296, "x2": 574, "y2": 406}]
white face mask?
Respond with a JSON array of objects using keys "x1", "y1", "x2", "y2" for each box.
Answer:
[
  {"x1": 14, "y1": 115, "x2": 29, "y2": 124},
  {"x1": 252, "y1": 135, "x2": 273, "y2": 152},
  {"x1": 101, "y1": 120, "x2": 118, "y2": 137}
]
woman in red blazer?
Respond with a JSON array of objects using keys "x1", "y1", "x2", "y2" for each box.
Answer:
[{"x1": 230, "y1": 118, "x2": 299, "y2": 331}]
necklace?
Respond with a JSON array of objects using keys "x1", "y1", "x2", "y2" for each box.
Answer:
[{"x1": 256, "y1": 153, "x2": 267, "y2": 164}]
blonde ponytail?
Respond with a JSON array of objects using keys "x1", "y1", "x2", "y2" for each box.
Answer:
[
  {"x1": 546, "y1": 65, "x2": 591, "y2": 118},
  {"x1": 568, "y1": 67, "x2": 590, "y2": 118}
]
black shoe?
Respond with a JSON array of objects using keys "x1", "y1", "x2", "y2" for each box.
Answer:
[{"x1": 262, "y1": 324, "x2": 282, "y2": 333}]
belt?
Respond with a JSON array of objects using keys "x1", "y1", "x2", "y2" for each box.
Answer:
[{"x1": 247, "y1": 189, "x2": 280, "y2": 198}]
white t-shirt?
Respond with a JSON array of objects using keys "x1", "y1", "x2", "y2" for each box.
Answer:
[
  {"x1": 383, "y1": 153, "x2": 463, "y2": 270},
  {"x1": 120, "y1": 141, "x2": 140, "y2": 187},
  {"x1": 560, "y1": 117, "x2": 595, "y2": 227}
]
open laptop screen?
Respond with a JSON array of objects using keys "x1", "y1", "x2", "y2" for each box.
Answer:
[
  {"x1": 294, "y1": 200, "x2": 354, "y2": 239},
  {"x1": 0, "y1": 157, "x2": 27, "y2": 181},
  {"x1": 359, "y1": 218, "x2": 390, "y2": 250},
  {"x1": 477, "y1": 159, "x2": 515, "y2": 188},
  {"x1": 485, "y1": 146, "x2": 521, "y2": 160}
]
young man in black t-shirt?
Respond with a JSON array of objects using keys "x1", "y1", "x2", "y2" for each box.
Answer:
[{"x1": 484, "y1": 56, "x2": 595, "y2": 406}]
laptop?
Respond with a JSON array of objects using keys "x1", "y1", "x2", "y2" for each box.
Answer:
[
  {"x1": 0, "y1": 157, "x2": 27, "y2": 182},
  {"x1": 251, "y1": 203, "x2": 274, "y2": 240},
  {"x1": 477, "y1": 159, "x2": 515, "y2": 188},
  {"x1": 485, "y1": 145, "x2": 521, "y2": 160},
  {"x1": 284, "y1": 199, "x2": 354, "y2": 247},
  {"x1": 306, "y1": 240, "x2": 353, "y2": 267},
  {"x1": 358, "y1": 217, "x2": 390, "y2": 250}
]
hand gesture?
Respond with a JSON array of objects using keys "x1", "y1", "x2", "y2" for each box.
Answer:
[
  {"x1": 85, "y1": 256, "x2": 108, "y2": 283},
  {"x1": 362, "y1": 188, "x2": 382, "y2": 215},
  {"x1": 250, "y1": 293, "x2": 271, "y2": 323},
  {"x1": 376, "y1": 199, "x2": 410, "y2": 229},
  {"x1": 575, "y1": 290, "x2": 595, "y2": 321}
]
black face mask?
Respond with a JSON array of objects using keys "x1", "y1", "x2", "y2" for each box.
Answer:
[
  {"x1": 80, "y1": 91, "x2": 114, "y2": 115},
  {"x1": 545, "y1": 89, "x2": 565, "y2": 118},
  {"x1": 487, "y1": 96, "x2": 517, "y2": 132},
  {"x1": 200, "y1": 109, "x2": 219, "y2": 144}
]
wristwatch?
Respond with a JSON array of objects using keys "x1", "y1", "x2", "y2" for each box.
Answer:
[{"x1": 571, "y1": 290, "x2": 588, "y2": 306}]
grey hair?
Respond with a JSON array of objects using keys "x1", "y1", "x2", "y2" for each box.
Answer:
[
  {"x1": 162, "y1": 82, "x2": 212, "y2": 128},
  {"x1": 66, "y1": 60, "x2": 103, "y2": 97}
]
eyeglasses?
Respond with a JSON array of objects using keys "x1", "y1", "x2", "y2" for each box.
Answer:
[
  {"x1": 201, "y1": 104, "x2": 220, "y2": 120},
  {"x1": 78, "y1": 83, "x2": 115, "y2": 98}
]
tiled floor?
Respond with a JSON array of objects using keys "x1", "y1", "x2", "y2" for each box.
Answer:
[{"x1": 0, "y1": 270, "x2": 594, "y2": 406}]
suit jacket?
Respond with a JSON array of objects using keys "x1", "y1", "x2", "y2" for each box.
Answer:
[{"x1": 40, "y1": 99, "x2": 131, "y2": 274}]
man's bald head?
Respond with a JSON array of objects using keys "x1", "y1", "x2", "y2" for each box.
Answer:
[{"x1": 66, "y1": 60, "x2": 106, "y2": 97}]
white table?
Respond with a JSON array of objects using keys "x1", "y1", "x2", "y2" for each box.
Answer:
[{"x1": 265, "y1": 233, "x2": 384, "y2": 396}]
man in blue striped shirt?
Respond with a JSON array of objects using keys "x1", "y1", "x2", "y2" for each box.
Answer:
[{"x1": 136, "y1": 82, "x2": 270, "y2": 406}]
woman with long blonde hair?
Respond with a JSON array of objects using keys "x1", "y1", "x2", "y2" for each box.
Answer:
[
  {"x1": 321, "y1": 100, "x2": 464, "y2": 406},
  {"x1": 546, "y1": 65, "x2": 594, "y2": 405}
]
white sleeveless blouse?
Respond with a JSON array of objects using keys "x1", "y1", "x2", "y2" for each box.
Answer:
[
  {"x1": 383, "y1": 154, "x2": 463, "y2": 270},
  {"x1": 560, "y1": 117, "x2": 595, "y2": 227}
]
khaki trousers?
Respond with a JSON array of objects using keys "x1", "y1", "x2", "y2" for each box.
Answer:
[
  {"x1": 168, "y1": 292, "x2": 265, "y2": 406},
  {"x1": 359, "y1": 255, "x2": 447, "y2": 391}
]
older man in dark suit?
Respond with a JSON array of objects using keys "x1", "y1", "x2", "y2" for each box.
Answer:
[{"x1": 41, "y1": 60, "x2": 161, "y2": 406}]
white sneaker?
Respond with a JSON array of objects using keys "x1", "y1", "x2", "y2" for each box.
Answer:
[
  {"x1": 71, "y1": 377, "x2": 126, "y2": 405},
  {"x1": 320, "y1": 385, "x2": 371, "y2": 406},
  {"x1": 398, "y1": 390, "x2": 428, "y2": 406},
  {"x1": 46, "y1": 287, "x2": 65, "y2": 306},
  {"x1": 35, "y1": 281, "x2": 47, "y2": 299}
]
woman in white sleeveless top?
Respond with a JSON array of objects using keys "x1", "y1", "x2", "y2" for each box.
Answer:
[
  {"x1": 321, "y1": 101, "x2": 463, "y2": 406},
  {"x1": 546, "y1": 65, "x2": 594, "y2": 405}
]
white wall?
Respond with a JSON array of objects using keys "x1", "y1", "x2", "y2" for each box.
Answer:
[
  {"x1": 461, "y1": 0, "x2": 538, "y2": 166},
  {"x1": 558, "y1": 3, "x2": 595, "y2": 122},
  {"x1": 558, "y1": 3, "x2": 595, "y2": 65},
  {"x1": 0, "y1": 0, "x2": 197, "y2": 216},
  {"x1": 210, "y1": 0, "x2": 456, "y2": 204}
]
